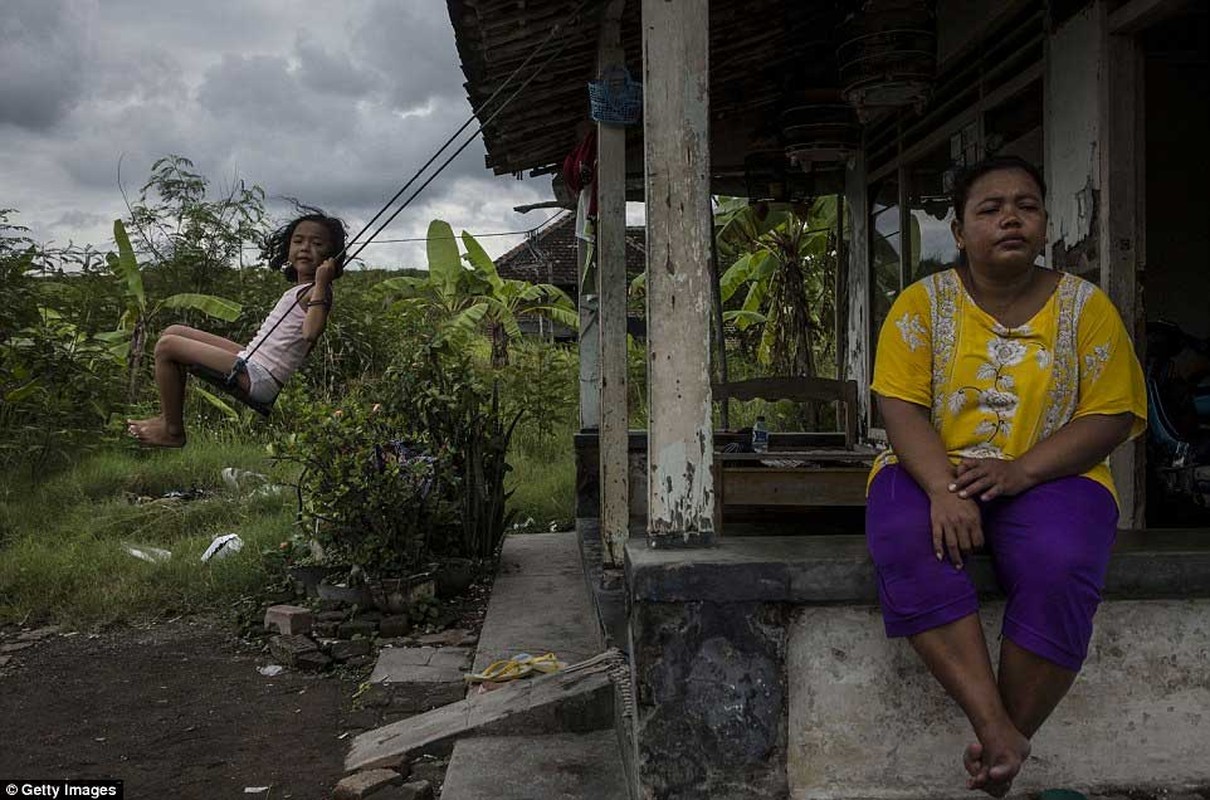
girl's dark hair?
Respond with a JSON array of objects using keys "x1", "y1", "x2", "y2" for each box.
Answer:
[
  {"x1": 264, "y1": 207, "x2": 348, "y2": 282},
  {"x1": 951, "y1": 155, "x2": 1046, "y2": 220}
]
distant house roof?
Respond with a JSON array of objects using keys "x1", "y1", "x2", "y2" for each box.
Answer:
[{"x1": 495, "y1": 212, "x2": 646, "y2": 295}]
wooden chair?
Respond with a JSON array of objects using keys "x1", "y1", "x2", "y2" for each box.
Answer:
[{"x1": 710, "y1": 376, "x2": 870, "y2": 533}]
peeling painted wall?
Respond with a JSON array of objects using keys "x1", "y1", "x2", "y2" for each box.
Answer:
[{"x1": 1045, "y1": 5, "x2": 1103, "y2": 278}]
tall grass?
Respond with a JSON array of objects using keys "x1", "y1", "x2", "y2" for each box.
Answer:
[
  {"x1": 506, "y1": 418, "x2": 576, "y2": 532},
  {"x1": 0, "y1": 435, "x2": 298, "y2": 627}
]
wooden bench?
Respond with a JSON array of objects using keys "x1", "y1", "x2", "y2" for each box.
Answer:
[{"x1": 711, "y1": 377, "x2": 876, "y2": 532}]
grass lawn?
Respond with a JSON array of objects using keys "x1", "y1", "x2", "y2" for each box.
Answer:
[
  {"x1": 0, "y1": 436, "x2": 296, "y2": 627},
  {"x1": 0, "y1": 426, "x2": 579, "y2": 626}
]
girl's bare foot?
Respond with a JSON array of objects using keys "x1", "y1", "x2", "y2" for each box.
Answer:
[
  {"x1": 126, "y1": 417, "x2": 186, "y2": 448},
  {"x1": 966, "y1": 725, "x2": 1030, "y2": 797}
]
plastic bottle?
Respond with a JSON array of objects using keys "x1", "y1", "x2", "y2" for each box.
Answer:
[{"x1": 752, "y1": 416, "x2": 769, "y2": 453}]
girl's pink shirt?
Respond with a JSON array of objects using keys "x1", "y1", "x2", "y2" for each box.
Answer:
[{"x1": 238, "y1": 284, "x2": 311, "y2": 384}]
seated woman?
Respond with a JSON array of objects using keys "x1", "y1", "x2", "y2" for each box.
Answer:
[{"x1": 866, "y1": 155, "x2": 1146, "y2": 795}]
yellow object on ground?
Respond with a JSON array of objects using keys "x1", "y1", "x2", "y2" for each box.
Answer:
[{"x1": 464, "y1": 652, "x2": 565, "y2": 684}]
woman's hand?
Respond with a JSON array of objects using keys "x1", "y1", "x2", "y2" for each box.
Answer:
[
  {"x1": 950, "y1": 457, "x2": 1034, "y2": 502},
  {"x1": 929, "y1": 489, "x2": 983, "y2": 568}
]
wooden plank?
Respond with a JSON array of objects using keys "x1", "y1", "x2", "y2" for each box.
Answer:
[
  {"x1": 721, "y1": 467, "x2": 869, "y2": 508},
  {"x1": 642, "y1": 0, "x2": 715, "y2": 544},
  {"x1": 597, "y1": 0, "x2": 630, "y2": 567},
  {"x1": 345, "y1": 653, "x2": 620, "y2": 773}
]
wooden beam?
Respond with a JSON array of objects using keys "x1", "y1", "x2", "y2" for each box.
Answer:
[
  {"x1": 597, "y1": 0, "x2": 630, "y2": 566},
  {"x1": 1108, "y1": 0, "x2": 1189, "y2": 33},
  {"x1": 642, "y1": 0, "x2": 714, "y2": 546}
]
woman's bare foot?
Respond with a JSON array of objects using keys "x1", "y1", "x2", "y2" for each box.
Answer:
[
  {"x1": 126, "y1": 417, "x2": 186, "y2": 448},
  {"x1": 965, "y1": 725, "x2": 1031, "y2": 797}
]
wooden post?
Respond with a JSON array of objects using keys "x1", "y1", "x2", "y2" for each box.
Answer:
[
  {"x1": 578, "y1": 224, "x2": 600, "y2": 431},
  {"x1": 843, "y1": 152, "x2": 871, "y2": 434},
  {"x1": 642, "y1": 0, "x2": 714, "y2": 546},
  {"x1": 1101, "y1": 19, "x2": 1146, "y2": 528},
  {"x1": 597, "y1": 0, "x2": 629, "y2": 566}
]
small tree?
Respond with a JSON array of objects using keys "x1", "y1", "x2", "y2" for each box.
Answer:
[{"x1": 124, "y1": 154, "x2": 266, "y2": 292}]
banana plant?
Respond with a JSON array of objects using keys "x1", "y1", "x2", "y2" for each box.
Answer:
[
  {"x1": 105, "y1": 218, "x2": 242, "y2": 404},
  {"x1": 710, "y1": 196, "x2": 841, "y2": 377},
  {"x1": 376, "y1": 220, "x2": 578, "y2": 367}
]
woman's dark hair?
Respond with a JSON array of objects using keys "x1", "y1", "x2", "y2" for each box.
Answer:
[
  {"x1": 950, "y1": 156, "x2": 1047, "y2": 267},
  {"x1": 264, "y1": 208, "x2": 348, "y2": 282},
  {"x1": 950, "y1": 155, "x2": 1047, "y2": 220}
]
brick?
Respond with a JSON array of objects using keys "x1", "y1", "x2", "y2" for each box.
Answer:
[
  {"x1": 378, "y1": 615, "x2": 411, "y2": 638},
  {"x1": 317, "y1": 610, "x2": 347, "y2": 623},
  {"x1": 332, "y1": 768, "x2": 403, "y2": 799},
  {"x1": 296, "y1": 650, "x2": 332, "y2": 672},
  {"x1": 264, "y1": 604, "x2": 313, "y2": 635},
  {"x1": 339, "y1": 620, "x2": 378, "y2": 640},
  {"x1": 331, "y1": 639, "x2": 372, "y2": 661},
  {"x1": 406, "y1": 759, "x2": 445, "y2": 786},
  {"x1": 268, "y1": 634, "x2": 318, "y2": 666},
  {"x1": 380, "y1": 780, "x2": 432, "y2": 800}
]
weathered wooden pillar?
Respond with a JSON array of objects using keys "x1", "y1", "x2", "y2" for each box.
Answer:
[
  {"x1": 597, "y1": 0, "x2": 630, "y2": 566},
  {"x1": 1102, "y1": 7, "x2": 1146, "y2": 528},
  {"x1": 642, "y1": 0, "x2": 713, "y2": 546},
  {"x1": 1046, "y1": 1, "x2": 1144, "y2": 527},
  {"x1": 843, "y1": 151, "x2": 871, "y2": 432}
]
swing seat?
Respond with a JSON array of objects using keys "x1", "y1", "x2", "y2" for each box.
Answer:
[{"x1": 188, "y1": 364, "x2": 276, "y2": 418}]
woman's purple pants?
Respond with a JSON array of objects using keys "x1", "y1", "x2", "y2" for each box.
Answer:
[{"x1": 866, "y1": 465, "x2": 1119, "y2": 671}]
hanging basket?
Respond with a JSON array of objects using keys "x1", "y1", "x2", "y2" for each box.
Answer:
[{"x1": 588, "y1": 67, "x2": 643, "y2": 126}]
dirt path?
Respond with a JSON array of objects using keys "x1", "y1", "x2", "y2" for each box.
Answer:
[{"x1": 0, "y1": 616, "x2": 355, "y2": 799}]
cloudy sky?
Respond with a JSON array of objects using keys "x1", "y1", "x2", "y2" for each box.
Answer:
[{"x1": 0, "y1": 0, "x2": 564, "y2": 270}]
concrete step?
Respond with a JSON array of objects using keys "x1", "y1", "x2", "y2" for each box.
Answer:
[
  {"x1": 470, "y1": 532, "x2": 605, "y2": 676},
  {"x1": 439, "y1": 731, "x2": 629, "y2": 800},
  {"x1": 440, "y1": 532, "x2": 629, "y2": 799}
]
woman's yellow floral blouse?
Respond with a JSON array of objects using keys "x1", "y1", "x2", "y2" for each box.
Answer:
[{"x1": 870, "y1": 268, "x2": 1147, "y2": 503}]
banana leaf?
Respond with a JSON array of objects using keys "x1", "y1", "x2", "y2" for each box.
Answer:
[{"x1": 161, "y1": 293, "x2": 241, "y2": 322}]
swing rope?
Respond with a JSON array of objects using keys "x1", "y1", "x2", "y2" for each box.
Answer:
[
  {"x1": 333, "y1": 0, "x2": 603, "y2": 265},
  {"x1": 206, "y1": 0, "x2": 603, "y2": 414}
]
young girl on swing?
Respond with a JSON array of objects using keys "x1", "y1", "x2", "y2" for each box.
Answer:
[{"x1": 127, "y1": 211, "x2": 347, "y2": 447}]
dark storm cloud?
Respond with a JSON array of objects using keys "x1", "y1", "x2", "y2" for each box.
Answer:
[
  {"x1": 0, "y1": 1, "x2": 94, "y2": 130},
  {"x1": 354, "y1": 0, "x2": 466, "y2": 112},
  {"x1": 0, "y1": 0, "x2": 550, "y2": 268}
]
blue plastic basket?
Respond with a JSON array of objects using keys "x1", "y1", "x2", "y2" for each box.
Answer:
[{"x1": 588, "y1": 67, "x2": 642, "y2": 125}]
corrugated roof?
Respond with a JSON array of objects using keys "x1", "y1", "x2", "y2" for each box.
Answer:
[{"x1": 495, "y1": 212, "x2": 646, "y2": 297}]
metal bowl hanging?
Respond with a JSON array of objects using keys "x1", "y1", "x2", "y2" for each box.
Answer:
[{"x1": 836, "y1": 0, "x2": 936, "y2": 120}]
